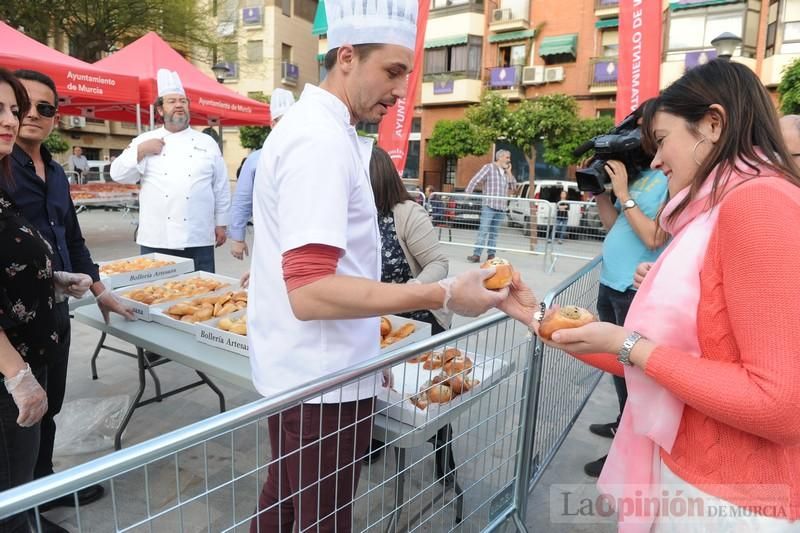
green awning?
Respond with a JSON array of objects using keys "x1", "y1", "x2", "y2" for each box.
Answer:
[
  {"x1": 669, "y1": 0, "x2": 739, "y2": 10},
  {"x1": 488, "y1": 29, "x2": 536, "y2": 44},
  {"x1": 595, "y1": 18, "x2": 619, "y2": 29},
  {"x1": 316, "y1": 52, "x2": 325, "y2": 62},
  {"x1": 424, "y1": 35, "x2": 469, "y2": 49},
  {"x1": 312, "y1": 1, "x2": 327, "y2": 36},
  {"x1": 539, "y1": 34, "x2": 578, "y2": 57}
]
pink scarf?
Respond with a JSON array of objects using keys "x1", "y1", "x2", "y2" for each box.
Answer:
[{"x1": 597, "y1": 161, "x2": 764, "y2": 532}]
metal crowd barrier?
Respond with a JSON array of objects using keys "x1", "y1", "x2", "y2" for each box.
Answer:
[
  {"x1": 0, "y1": 260, "x2": 605, "y2": 532},
  {"x1": 426, "y1": 193, "x2": 604, "y2": 272},
  {"x1": 527, "y1": 256, "x2": 603, "y2": 494}
]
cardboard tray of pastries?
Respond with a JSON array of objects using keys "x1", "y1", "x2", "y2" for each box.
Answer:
[
  {"x1": 376, "y1": 346, "x2": 511, "y2": 427},
  {"x1": 150, "y1": 288, "x2": 248, "y2": 334},
  {"x1": 114, "y1": 272, "x2": 239, "y2": 321},
  {"x1": 196, "y1": 310, "x2": 248, "y2": 356},
  {"x1": 98, "y1": 253, "x2": 194, "y2": 289}
]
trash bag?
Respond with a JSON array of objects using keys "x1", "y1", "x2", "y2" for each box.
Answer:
[{"x1": 53, "y1": 395, "x2": 129, "y2": 455}]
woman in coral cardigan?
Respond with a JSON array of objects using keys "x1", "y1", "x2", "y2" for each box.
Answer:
[{"x1": 505, "y1": 60, "x2": 800, "y2": 531}]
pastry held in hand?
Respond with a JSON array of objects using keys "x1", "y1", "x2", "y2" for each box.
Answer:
[
  {"x1": 538, "y1": 305, "x2": 596, "y2": 340},
  {"x1": 481, "y1": 257, "x2": 514, "y2": 290}
]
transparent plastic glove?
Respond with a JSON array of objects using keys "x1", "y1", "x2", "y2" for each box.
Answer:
[
  {"x1": 240, "y1": 270, "x2": 250, "y2": 289},
  {"x1": 53, "y1": 271, "x2": 93, "y2": 302},
  {"x1": 230, "y1": 240, "x2": 249, "y2": 260},
  {"x1": 438, "y1": 268, "x2": 509, "y2": 317},
  {"x1": 4, "y1": 364, "x2": 48, "y2": 427},
  {"x1": 96, "y1": 289, "x2": 136, "y2": 323}
]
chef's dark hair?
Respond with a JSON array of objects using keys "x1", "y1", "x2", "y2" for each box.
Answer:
[{"x1": 324, "y1": 44, "x2": 383, "y2": 72}]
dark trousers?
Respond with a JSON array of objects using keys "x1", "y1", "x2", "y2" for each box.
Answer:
[
  {"x1": 251, "y1": 399, "x2": 374, "y2": 533},
  {"x1": 597, "y1": 284, "x2": 636, "y2": 421},
  {"x1": 34, "y1": 302, "x2": 70, "y2": 480},
  {"x1": 1, "y1": 365, "x2": 45, "y2": 532},
  {"x1": 140, "y1": 245, "x2": 216, "y2": 273}
]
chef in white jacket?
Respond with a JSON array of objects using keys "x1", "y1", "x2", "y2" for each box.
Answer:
[
  {"x1": 247, "y1": 1, "x2": 516, "y2": 531},
  {"x1": 110, "y1": 69, "x2": 231, "y2": 273}
]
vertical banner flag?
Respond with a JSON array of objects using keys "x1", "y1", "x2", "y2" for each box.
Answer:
[
  {"x1": 615, "y1": 0, "x2": 662, "y2": 123},
  {"x1": 377, "y1": 0, "x2": 431, "y2": 176}
]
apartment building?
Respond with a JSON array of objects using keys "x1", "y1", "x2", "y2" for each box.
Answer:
[
  {"x1": 210, "y1": 0, "x2": 320, "y2": 176},
  {"x1": 414, "y1": 0, "x2": 800, "y2": 190}
]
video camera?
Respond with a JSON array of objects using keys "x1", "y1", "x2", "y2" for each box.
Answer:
[{"x1": 573, "y1": 112, "x2": 652, "y2": 194}]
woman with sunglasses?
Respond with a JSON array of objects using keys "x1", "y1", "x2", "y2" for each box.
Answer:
[{"x1": 0, "y1": 69, "x2": 92, "y2": 532}]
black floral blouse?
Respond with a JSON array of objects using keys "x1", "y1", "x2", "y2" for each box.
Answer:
[
  {"x1": 378, "y1": 213, "x2": 440, "y2": 330},
  {"x1": 0, "y1": 189, "x2": 58, "y2": 374}
]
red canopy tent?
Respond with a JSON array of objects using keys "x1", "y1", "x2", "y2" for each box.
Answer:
[
  {"x1": 94, "y1": 32, "x2": 270, "y2": 127},
  {"x1": 0, "y1": 21, "x2": 140, "y2": 118}
]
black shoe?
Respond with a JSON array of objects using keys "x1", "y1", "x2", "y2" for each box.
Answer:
[
  {"x1": 466, "y1": 255, "x2": 481, "y2": 263},
  {"x1": 362, "y1": 439, "x2": 384, "y2": 465},
  {"x1": 589, "y1": 421, "x2": 618, "y2": 439},
  {"x1": 37, "y1": 516, "x2": 68, "y2": 533},
  {"x1": 39, "y1": 484, "x2": 105, "y2": 512},
  {"x1": 584, "y1": 455, "x2": 607, "y2": 478},
  {"x1": 486, "y1": 254, "x2": 495, "y2": 261}
]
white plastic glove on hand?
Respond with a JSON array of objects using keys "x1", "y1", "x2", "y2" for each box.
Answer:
[
  {"x1": 4, "y1": 363, "x2": 48, "y2": 427},
  {"x1": 53, "y1": 271, "x2": 93, "y2": 302},
  {"x1": 438, "y1": 268, "x2": 509, "y2": 317},
  {"x1": 95, "y1": 289, "x2": 136, "y2": 323}
]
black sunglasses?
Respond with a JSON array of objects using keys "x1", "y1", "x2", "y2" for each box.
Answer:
[{"x1": 35, "y1": 102, "x2": 57, "y2": 118}]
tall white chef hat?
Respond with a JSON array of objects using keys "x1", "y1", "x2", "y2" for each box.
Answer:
[
  {"x1": 157, "y1": 69, "x2": 186, "y2": 98},
  {"x1": 325, "y1": 0, "x2": 418, "y2": 53},
  {"x1": 270, "y1": 88, "x2": 295, "y2": 120}
]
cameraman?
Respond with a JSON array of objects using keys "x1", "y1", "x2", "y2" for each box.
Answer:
[{"x1": 583, "y1": 155, "x2": 669, "y2": 477}]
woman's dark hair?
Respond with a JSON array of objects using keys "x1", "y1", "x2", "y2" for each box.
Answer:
[
  {"x1": 1, "y1": 68, "x2": 31, "y2": 187},
  {"x1": 370, "y1": 145, "x2": 412, "y2": 215},
  {"x1": 642, "y1": 59, "x2": 800, "y2": 224}
]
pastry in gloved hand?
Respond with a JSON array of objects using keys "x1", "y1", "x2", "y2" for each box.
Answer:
[{"x1": 480, "y1": 258, "x2": 513, "y2": 290}]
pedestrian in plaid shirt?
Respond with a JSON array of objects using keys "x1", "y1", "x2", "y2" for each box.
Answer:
[{"x1": 465, "y1": 149, "x2": 517, "y2": 263}]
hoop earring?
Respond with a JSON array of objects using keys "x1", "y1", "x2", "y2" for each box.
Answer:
[{"x1": 692, "y1": 137, "x2": 708, "y2": 166}]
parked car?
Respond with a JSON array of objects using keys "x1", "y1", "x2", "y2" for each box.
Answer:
[{"x1": 507, "y1": 180, "x2": 605, "y2": 239}]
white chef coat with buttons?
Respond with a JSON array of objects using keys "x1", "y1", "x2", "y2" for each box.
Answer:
[
  {"x1": 248, "y1": 84, "x2": 381, "y2": 403},
  {"x1": 110, "y1": 127, "x2": 231, "y2": 249}
]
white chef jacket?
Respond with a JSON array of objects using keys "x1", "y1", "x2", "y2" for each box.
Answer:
[
  {"x1": 110, "y1": 127, "x2": 231, "y2": 249},
  {"x1": 248, "y1": 84, "x2": 381, "y2": 403}
]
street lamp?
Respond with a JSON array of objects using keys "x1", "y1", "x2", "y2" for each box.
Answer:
[
  {"x1": 210, "y1": 62, "x2": 229, "y2": 153},
  {"x1": 211, "y1": 62, "x2": 230, "y2": 83},
  {"x1": 710, "y1": 32, "x2": 742, "y2": 61}
]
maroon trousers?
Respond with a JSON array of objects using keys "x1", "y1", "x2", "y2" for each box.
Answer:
[{"x1": 250, "y1": 398, "x2": 374, "y2": 533}]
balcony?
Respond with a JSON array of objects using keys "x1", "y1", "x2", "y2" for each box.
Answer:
[
  {"x1": 429, "y1": 0, "x2": 484, "y2": 17},
  {"x1": 589, "y1": 57, "x2": 618, "y2": 94},
  {"x1": 421, "y1": 73, "x2": 483, "y2": 105},
  {"x1": 486, "y1": 66, "x2": 524, "y2": 101},
  {"x1": 489, "y1": 7, "x2": 530, "y2": 33},
  {"x1": 595, "y1": 0, "x2": 619, "y2": 17}
]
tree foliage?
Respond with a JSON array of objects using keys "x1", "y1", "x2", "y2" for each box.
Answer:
[
  {"x1": 426, "y1": 119, "x2": 492, "y2": 159},
  {"x1": 1, "y1": 0, "x2": 222, "y2": 62},
  {"x1": 542, "y1": 116, "x2": 615, "y2": 168},
  {"x1": 239, "y1": 92, "x2": 271, "y2": 150},
  {"x1": 778, "y1": 57, "x2": 800, "y2": 115},
  {"x1": 43, "y1": 132, "x2": 70, "y2": 154}
]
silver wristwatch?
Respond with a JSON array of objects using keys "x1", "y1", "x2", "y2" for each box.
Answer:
[
  {"x1": 622, "y1": 198, "x2": 637, "y2": 211},
  {"x1": 617, "y1": 331, "x2": 643, "y2": 366}
]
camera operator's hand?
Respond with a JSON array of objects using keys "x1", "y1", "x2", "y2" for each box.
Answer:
[{"x1": 604, "y1": 160, "x2": 630, "y2": 201}]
